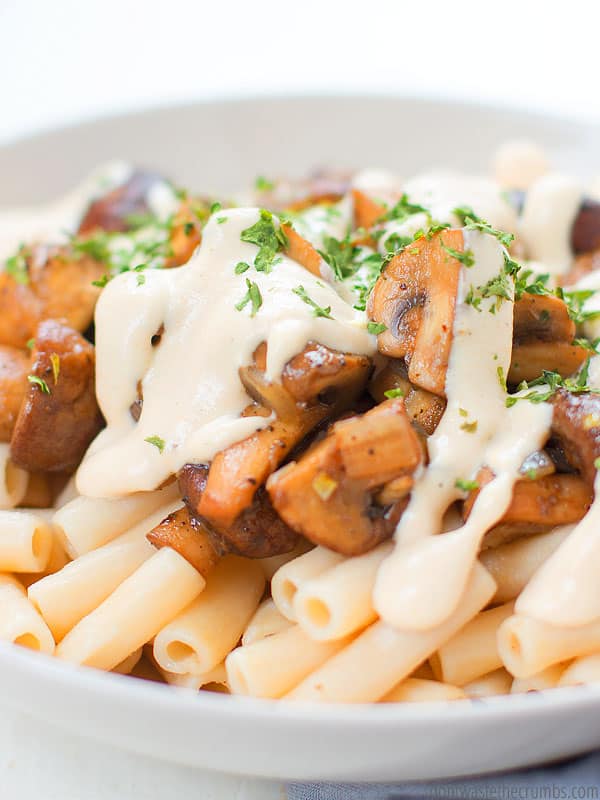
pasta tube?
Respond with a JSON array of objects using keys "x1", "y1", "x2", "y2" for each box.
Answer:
[
  {"x1": 29, "y1": 500, "x2": 179, "y2": 641},
  {"x1": 480, "y1": 527, "x2": 571, "y2": 604},
  {"x1": 153, "y1": 556, "x2": 265, "y2": 675},
  {"x1": 380, "y1": 678, "x2": 466, "y2": 703},
  {"x1": 294, "y1": 542, "x2": 392, "y2": 641},
  {"x1": 498, "y1": 613, "x2": 600, "y2": 677},
  {"x1": 56, "y1": 547, "x2": 205, "y2": 670},
  {"x1": 242, "y1": 598, "x2": 292, "y2": 646},
  {"x1": 160, "y1": 662, "x2": 228, "y2": 691},
  {"x1": 559, "y1": 654, "x2": 600, "y2": 686},
  {"x1": 0, "y1": 444, "x2": 28, "y2": 510},
  {"x1": 430, "y1": 601, "x2": 514, "y2": 685},
  {"x1": 286, "y1": 563, "x2": 496, "y2": 703},
  {"x1": 0, "y1": 510, "x2": 53, "y2": 573},
  {"x1": 511, "y1": 663, "x2": 568, "y2": 693},
  {"x1": 463, "y1": 668, "x2": 513, "y2": 697},
  {"x1": 271, "y1": 546, "x2": 345, "y2": 621},
  {"x1": 226, "y1": 624, "x2": 349, "y2": 698},
  {"x1": 53, "y1": 482, "x2": 179, "y2": 558},
  {"x1": 0, "y1": 574, "x2": 54, "y2": 654}
]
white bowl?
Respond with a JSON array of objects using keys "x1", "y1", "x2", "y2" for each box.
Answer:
[{"x1": 1, "y1": 96, "x2": 600, "y2": 783}]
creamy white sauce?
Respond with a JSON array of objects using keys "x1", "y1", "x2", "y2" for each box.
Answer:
[
  {"x1": 351, "y1": 168, "x2": 401, "y2": 206},
  {"x1": 76, "y1": 208, "x2": 375, "y2": 497},
  {"x1": 492, "y1": 140, "x2": 550, "y2": 190},
  {"x1": 374, "y1": 229, "x2": 553, "y2": 630},
  {"x1": 519, "y1": 173, "x2": 582, "y2": 275},
  {"x1": 0, "y1": 162, "x2": 132, "y2": 261},
  {"x1": 292, "y1": 195, "x2": 353, "y2": 252},
  {"x1": 403, "y1": 172, "x2": 518, "y2": 232}
]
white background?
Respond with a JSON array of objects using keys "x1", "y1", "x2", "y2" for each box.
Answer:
[
  {"x1": 0, "y1": 1, "x2": 599, "y2": 797},
  {"x1": 1, "y1": 0, "x2": 600, "y2": 145}
]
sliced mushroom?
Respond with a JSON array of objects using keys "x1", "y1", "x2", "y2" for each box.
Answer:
[
  {"x1": 10, "y1": 320, "x2": 104, "y2": 472},
  {"x1": 0, "y1": 345, "x2": 29, "y2": 442},
  {"x1": 369, "y1": 360, "x2": 446, "y2": 435},
  {"x1": 78, "y1": 170, "x2": 164, "y2": 234},
  {"x1": 352, "y1": 189, "x2": 385, "y2": 231},
  {"x1": 147, "y1": 506, "x2": 221, "y2": 577},
  {"x1": 0, "y1": 245, "x2": 104, "y2": 349},
  {"x1": 367, "y1": 229, "x2": 463, "y2": 395},
  {"x1": 179, "y1": 463, "x2": 299, "y2": 558},
  {"x1": 199, "y1": 342, "x2": 372, "y2": 530},
  {"x1": 463, "y1": 466, "x2": 592, "y2": 548},
  {"x1": 267, "y1": 398, "x2": 422, "y2": 555},
  {"x1": 550, "y1": 388, "x2": 600, "y2": 488},
  {"x1": 164, "y1": 201, "x2": 205, "y2": 268},
  {"x1": 571, "y1": 198, "x2": 600, "y2": 255},
  {"x1": 510, "y1": 293, "x2": 588, "y2": 382},
  {"x1": 281, "y1": 224, "x2": 323, "y2": 277}
]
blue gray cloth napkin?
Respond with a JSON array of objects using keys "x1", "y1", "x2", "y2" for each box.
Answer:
[{"x1": 286, "y1": 751, "x2": 600, "y2": 799}]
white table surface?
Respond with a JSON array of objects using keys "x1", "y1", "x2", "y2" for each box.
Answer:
[{"x1": 1, "y1": 0, "x2": 600, "y2": 796}]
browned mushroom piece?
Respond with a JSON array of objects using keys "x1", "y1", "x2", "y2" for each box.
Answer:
[
  {"x1": 0, "y1": 345, "x2": 30, "y2": 442},
  {"x1": 367, "y1": 229, "x2": 463, "y2": 396},
  {"x1": 369, "y1": 360, "x2": 446, "y2": 435},
  {"x1": 352, "y1": 190, "x2": 386, "y2": 234},
  {"x1": 280, "y1": 224, "x2": 323, "y2": 277},
  {"x1": 510, "y1": 293, "x2": 588, "y2": 383},
  {"x1": 10, "y1": 320, "x2": 104, "y2": 472},
  {"x1": 199, "y1": 341, "x2": 372, "y2": 530},
  {"x1": 571, "y1": 198, "x2": 600, "y2": 255},
  {"x1": 164, "y1": 200, "x2": 210, "y2": 268},
  {"x1": 267, "y1": 398, "x2": 422, "y2": 556},
  {"x1": 550, "y1": 389, "x2": 600, "y2": 488},
  {"x1": 78, "y1": 170, "x2": 165, "y2": 235},
  {"x1": 463, "y1": 466, "x2": 592, "y2": 548},
  {"x1": 147, "y1": 506, "x2": 221, "y2": 577},
  {"x1": 0, "y1": 245, "x2": 105, "y2": 349},
  {"x1": 179, "y1": 464, "x2": 299, "y2": 559}
]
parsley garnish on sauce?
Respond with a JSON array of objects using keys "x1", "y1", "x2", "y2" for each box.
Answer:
[
  {"x1": 144, "y1": 435, "x2": 166, "y2": 454},
  {"x1": 235, "y1": 278, "x2": 263, "y2": 317},
  {"x1": 240, "y1": 210, "x2": 288, "y2": 273},
  {"x1": 455, "y1": 478, "x2": 479, "y2": 492},
  {"x1": 293, "y1": 286, "x2": 333, "y2": 319}
]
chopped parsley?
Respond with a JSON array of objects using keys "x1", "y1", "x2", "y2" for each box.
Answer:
[
  {"x1": 293, "y1": 285, "x2": 333, "y2": 319},
  {"x1": 384, "y1": 387, "x2": 405, "y2": 399},
  {"x1": 5, "y1": 246, "x2": 29, "y2": 285},
  {"x1": 28, "y1": 375, "x2": 50, "y2": 394},
  {"x1": 235, "y1": 261, "x2": 250, "y2": 274},
  {"x1": 240, "y1": 209, "x2": 288, "y2": 273},
  {"x1": 367, "y1": 321, "x2": 387, "y2": 335},
  {"x1": 384, "y1": 194, "x2": 429, "y2": 223},
  {"x1": 210, "y1": 201, "x2": 222, "y2": 214},
  {"x1": 144, "y1": 435, "x2": 165, "y2": 454},
  {"x1": 26, "y1": 338, "x2": 35, "y2": 352},
  {"x1": 383, "y1": 232, "x2": 413, "y2": 254},
  {"x1": 50, "y1": 353, "x2": 60, "y2": 384},
  {"x1": 505, "y1": 358, "x2": 598, "y2": 407},
  {"x1": 453, "y1": 206, "x2": 515, "y2": 248},
  {"x1": 497, "y1": 366, "x2": 508, "y2": 392},
  {"x1": 235, "y1": 278, "x2": 263, "y2": 317},
  {"x1": 455, "y1": 478, "x2": 479, "y2": 492},
  {"x1": 255, "y1": 176, "x2": 275, "y2": 192},
  {"x1": 460, "y1": 420, "x2": 478, "y2": 433},
  {"x1": 556, "y1": 287, "x2": 600, "y2": 326},
  {"x1": 442, "y1": 243, "x2": 475, "y2": 267},
  {"x1": 318, "y1": 235, "x2": 360, "y2": 281},
  {"x1": 595, "y1": 457, "x2": 600, "y2": 471}
]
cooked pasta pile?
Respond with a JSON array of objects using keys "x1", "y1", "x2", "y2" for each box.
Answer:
[{"x1": 2, "y1": 141, "x2": 600, "y2": 702}]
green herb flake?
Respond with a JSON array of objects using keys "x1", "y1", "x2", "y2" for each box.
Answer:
[
  {"x1": 497, "y1": 366, "x2": 507, "y2": 392},
  {"x1": 442, "y1": 243, "x2": 475, "y2": 267},
  {"x1": 216, "y1": 216, "x2": 228, "y2": 224},
  {"x1": 318, "y1": 235, "x2": 360, "y2": 281},
  {"x1": 453, "y1": 206, "x2": 515, "y2": 248},
  {"x1": 460, "y1": 420, "x2": 478, "y2": 433},
  {"x1": 455, "y1": 478, "x2": 479, "y2": 492},
  {"x1": 526, "y1": 468, "x2": 538, "y2": 480},
  {"x1": 384, "y1": 388, "x2": 405, "y2": 399},
  {"x1": 235, "y1": 278, "x2": 263, "y2": 317},
  {"x1": 28, "y1": 375, "x2": 50, "y2": 394},
  {"x1": 367, "y1": 321, "x2": 387, "y2": 335},
  {"x1": 240, "y1": 209, "x2": 287, "y2": 273},
  {"x1": 144, "y1": 435, "x2": 166, "y2": 454},
  {"x1": 210, "y1": 201, "x2": 222, "y2": 214},
  {"x1": 595, "y1": 457, "x2": 600, "y2": 471},
  {"x1": 293, "y1": 285, "x2": 333, "y2": 319},
  {"x1": 255, "y1": 176, "x2": 275, "y2": 192},
  {"x1": 5, "y1": 247, "x2": 29, "y2": 285},
  {"x1": 235, "y1": 261, "x2": 250, "y2": 274},
  {"x1": 26, "y1": 338, "x2": 35, "y2": 352}
]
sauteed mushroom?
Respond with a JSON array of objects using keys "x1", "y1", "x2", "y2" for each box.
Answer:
[
  {"x1": 78, "y1": 170, "x2": 165, "y2": 235},
  {"x1": 267, "y1": 398, "x2": 422, "y2": 555},
  {"x1": 10, "y1": 320, "x2": 103, "y2": 472},
  {"x1": 550, "y1": 389, "x2": 600, "y2": 488},
  {"x1": 147, "y1": 506, "x2": 221, "y2": 577}
]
